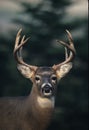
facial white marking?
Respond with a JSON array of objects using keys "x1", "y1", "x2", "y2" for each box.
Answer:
[
  {"x1": 37, "y1": 96, "x2": 55, "y2": 108},
  {"x1": 51, "y1": 75, "x2": 57, "y2": 83},
  {"x1": 35, "y1": 75, "x2": 41, "y2": 84},
  {"x1": 41, "y1": 83, "x2": 52, "y2": 88},
  {"x1": 43, "y1": 90, "x2": 52, "y2": 96},
  {"x1": 41, "y1": 83, "x2": 53, "y2": 96}
]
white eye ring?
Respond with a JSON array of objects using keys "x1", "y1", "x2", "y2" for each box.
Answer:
[
  {"x1": 35, "y1": 75, "x2": 41, "y2": 83},
  {"x1": 51, "y1": 75, "x2": 57, "y2": 83}
]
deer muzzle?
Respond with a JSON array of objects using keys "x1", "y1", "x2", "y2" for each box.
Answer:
[{"x1": 41, "y1": 83, "x2": 54, "y2": 97}]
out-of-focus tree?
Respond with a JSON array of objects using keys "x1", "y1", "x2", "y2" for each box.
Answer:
[{"x1": 0, "y1": 0, "x2": 88, "y2": 130}]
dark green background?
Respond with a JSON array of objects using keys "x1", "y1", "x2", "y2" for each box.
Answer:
[{"x1": 0, "y1": 0, "x2": 88, "y2": 130}]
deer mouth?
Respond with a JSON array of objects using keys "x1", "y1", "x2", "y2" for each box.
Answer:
[{"x1": 41, "y1": 84, "x2": 53, "y2": 97}]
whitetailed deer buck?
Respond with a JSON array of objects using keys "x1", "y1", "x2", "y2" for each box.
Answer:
[{"x1": 0, "y1": 29, "x2": 76, "y2": 130}]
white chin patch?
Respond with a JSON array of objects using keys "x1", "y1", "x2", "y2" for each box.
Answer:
[
  {"x1": 44, "y1": 91, "x2": 52, "y2": 96},
  {"x1": 37, "y1": 96, "x2": 55, "y2": 108}
]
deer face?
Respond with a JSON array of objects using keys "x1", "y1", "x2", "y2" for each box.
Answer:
[
  {"x1": 14, "y1": 29, "x2": 76, "y2": 99},
  {"x1": 17, "y1": 63, "x2": 72, "y2": 98},
  {"x1": 33, "y1": 67, "x2": 57, "y2": 98}
]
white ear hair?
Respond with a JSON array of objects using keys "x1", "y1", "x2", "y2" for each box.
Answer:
[
  {"x1": 56, "y1": 62, "x2": 72, "y2": 79},
  {"x1": 17, "y1": 64, "x2": 34, "y2": 79}
]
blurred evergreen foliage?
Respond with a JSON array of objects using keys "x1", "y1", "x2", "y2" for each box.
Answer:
[{"x1": 0, "y1": 0, "x2": 88, "y2": 130}]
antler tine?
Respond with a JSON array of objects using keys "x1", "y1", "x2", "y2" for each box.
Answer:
[
  {"x1": 13, "y1": 29, "x2": 30, "y2": 67},
  {"x1": 65, "y1": 47, "x2": 68, "y2": 59},
  {"x1": 53, "y1": 30, "x2": 76, "y2": 69}
]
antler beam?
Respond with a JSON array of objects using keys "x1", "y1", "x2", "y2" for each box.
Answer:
[
  {"x1": 13, "y1": 29, "x2": 37, "y2": 70},
  {"x1": 53, "y1": 30, "x2": 76, "y2": 69}
]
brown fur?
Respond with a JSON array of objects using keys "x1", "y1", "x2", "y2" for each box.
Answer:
[
  {"x1": 0, "y1": 85, "x2": 54, "y2": 130},
  {"x1": 0, "y1": 29, "x2": 75, "y2": 130}
]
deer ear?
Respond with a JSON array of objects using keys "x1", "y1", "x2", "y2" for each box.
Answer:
[
  {"x1": 17, "y1": 64, "x2": 35, "y2": 79},
  {"x1": 56, "y1": 63, "x2": 72, "y2": 79}
]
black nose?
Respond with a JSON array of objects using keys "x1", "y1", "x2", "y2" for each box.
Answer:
[{"x1": 43, "y1": 85, "x2": 51, "y2": 93}]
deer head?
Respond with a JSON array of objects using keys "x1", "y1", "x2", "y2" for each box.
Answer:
[{"x1": 13, "y1": 29, "x2": 76, "y2": 99}]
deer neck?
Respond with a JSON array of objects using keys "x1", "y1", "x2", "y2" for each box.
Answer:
[{"x1": 26, "y1": 85, "x2": 55, "y2": 130}]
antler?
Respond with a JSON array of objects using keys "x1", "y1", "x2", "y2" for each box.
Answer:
[
  {"x1": 53, "y1": 30, "x2": 76, "y2": 69},
  {"x1": 13, "y1": 29, "x2": 37, "y2": 70},
  {"x1": 14, "y1": 29, "x2": 76, "y2": 71}
]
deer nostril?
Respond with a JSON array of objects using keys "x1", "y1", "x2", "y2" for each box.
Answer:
[{"x1": 44, "y1": 85, "x2": 51, "y2": 93}]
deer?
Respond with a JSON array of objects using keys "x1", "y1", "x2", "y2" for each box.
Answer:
[{"x1": 0, "y1": 29, "x2": 76, "y2": 130}]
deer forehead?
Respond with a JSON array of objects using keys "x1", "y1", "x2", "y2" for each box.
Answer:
[{"x1": 35, "y1": 67, "x2": 56, "y2": 76}]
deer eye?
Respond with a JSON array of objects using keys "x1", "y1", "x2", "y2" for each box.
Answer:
[
  {"x1": 35, "y1": 76, "x2": 40, "y2": 82},
  {"x1": 51, "y1": 75, "x2": 57, "y2": 81}
]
